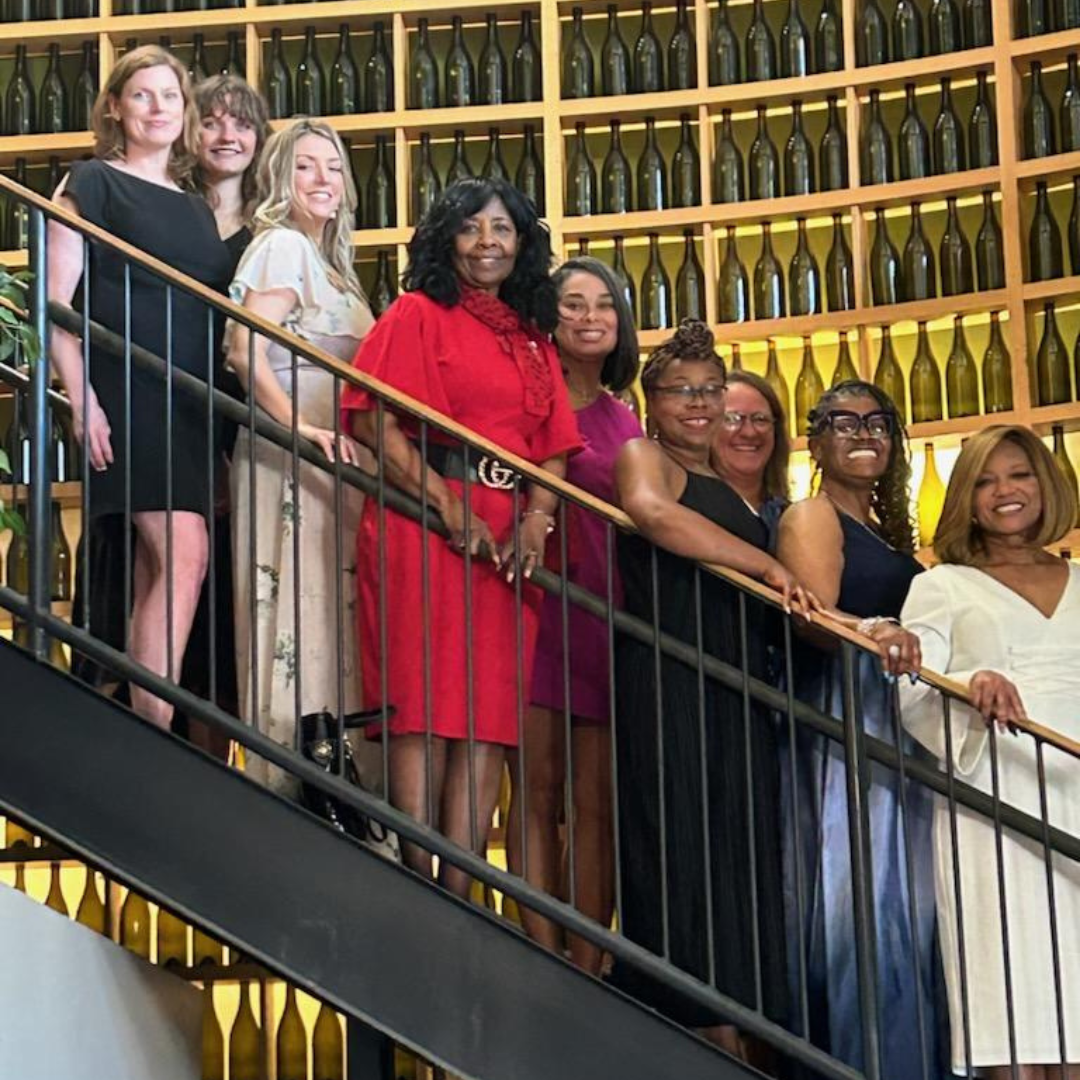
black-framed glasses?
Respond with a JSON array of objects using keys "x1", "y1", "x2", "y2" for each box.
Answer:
[
  {"x1": 652, "y1": 383, "x2": 726, "y2": 402},
  {"x1": 819, "y1": 409, "x2": 894, "y2": 438},
  {"x1": 722, "y1": 410, "x2": 776, "y2": 432}
]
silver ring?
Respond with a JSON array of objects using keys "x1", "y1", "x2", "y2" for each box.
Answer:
[{"x1": 888, "y1": 644, "x2": 900, "y2": 658}]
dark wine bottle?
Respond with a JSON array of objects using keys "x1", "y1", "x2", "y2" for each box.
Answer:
[
  {"x1": 976, "y1": 190, "x2": 1005, "y2": 289},
  {"x1": 749, "y1": 106, "x2": 780, "y2": 200},
  {"x1": 637, "y1": 116, "x2": 668, "y2": 211},
  {"x1": 815, "y1": 0, "x2": 844, "y2": 72},
  {"x1": 1024, "y1": 61, "x2": 1056, "y2": 159},
  {"x1": 229, "y1": 982, "x2": 261, "y2": 1080},
  {"x1": 826, "y1": 213, "x2": 855, "y2": 311},
  {"x1": 601, "y1": 4, "x2": 632, "y2": 96},
  {"x1": 312, "y1": 1003, "x2": 344, "y2": 1080},
  {"x1": 1062, "y1": 54, "x2": 1080, "y2": 152},
  {"x1": 968, "y1": 70, "x2": 999, "y2": 168},
  {"x1": 676, "y1": 230, "x2": 706, "y2": 320},
  {"x1": 366, "y1": 135, "x2": 394, "y2": 229},
  {"x1": 669, "y1": 0, "x2": 697, "y2": 89},
  {"x1": 37, "y1": 44, "x2": 67, "y2": 134},
  {"x1": 1052, "y1": 425, "x2": 1080, "y2": 524},
  {"x1": 857, "y1": 0, "x2": 890, "y2": 65},
  {"x1": 75, "y1": 870, "x2": 106, "y2": 935},
  {"x1": 516, "y1": 124, "x2": 544, "y2": 214},
  {"x1": 188, "y1": 34, "x2": 210, "y2": 87},
  {"x1": 717, "y1": 225, "x2": 749, "y2": 322},
  {"x1": 730, "y1": 342, "x2": 744, "y2": 370},
  {"x1": 296, "y1": 28, "x2": 326, "y2": 117},
  {"x1": 1036, "y1": 303, "x2": 1071, "y2": 405},
  {"x1": 156, "y1": 907, "x2": 187, "y2": 969},
  {"x1": 634, "y1": 1, "x2": 665, "y2": 93},
  {"x1": 446, "y1": 15, "x2": 475, "y2": 107},
  {"x1": 413, "y1": 133, "x2": 441, "y2": 221},
  {"x1": 481, "y1": 127, "x2": 509, "y2": 182},
  {"x1": 564, "y1": 7, "x2": 595, "y2": 99},
  {"x1": 329, "y1": 25, "x2": 359, "y2": 115},
  {"x1": 910, "y1": 322, "x2": 944, "y2": 422},
  {"x1": 221, "y1": 32, "x2": 243, "y2": 77},
  {"x1": 1017, "y1": 0, "x2": 1051, "y2": 36},
  {"x1": 710, "y1": 0, "x2": 742, "y2": 85},
  {"x1": 411, "y1": 18, "x2": 440, "y2": 109},
  {"x1": 893, "y1": 0, "x2": 924, "y2": 61},
  {"x1": 903, "y1": 203, "x2": 937, "y2": 301},
  {"x1": 120, "y1": 891, "x2": 151, "y2": 959},
  {"x1": 612, "y1": 235, "x2": 637, "y2": 318},
  {"x1": 940, "y1": 197, "x2": 974, "y2": 295},
  {"x1": 601, "y1": 120, "x2": 632, "y2": 213},
  {"x1": 7, "y1": 159, "x2": 29, "y2": 251},
  {"x1": 862, "y1": 89, "x2": 894, "y2": 185},
  {"x1": 641, "y1": 233, "x2": 672, "y2": 330},
  {"x1": 963, "y1": 0, "x2": 993, "y2": 43},
  {"x1": 820, "y1": 95, "x2": 849, "y2": 190},
  {"x1": 784, "y1": 100, "x2": 815, "y2": 195},
  {"x1": 6, "y1": 45, "x2": 35, "y2": 136},
  {"x1": 73, "y1": 42, "x2": 97, "y2": 132},
  {"x1": 448, "y1": 129, "x2": 474, "y2": 184},
  {"x1": 934, "y1": 77, "x2": 966, "y2": 173},
  {"x1": 1066, "y1": 0, "x2": 1080, "y2": 28},
  {"x1": 714, "y1": 108, "x2": 745, "y2": 203},
  {"x1": 266, "y1": 29, "x2": 293, "y2": 120},
  {"x1": 929, "y1": 0, "x2": 962, "y2": 51},
  {"x1": 1069, "y1": 175, "x2": 1080, "y2": 274},
  {"x1": 1030, "y1": 181, "x2": 1064, "y2": 281},
  {"x1": 832, "y1": 330, "x2": 860, "y2": 385},
  {"x1": 370, "y1": 251, "x2": 396, "y2": 316},
  {"x1": 763, "y1": 341, "x2": 792, "y2": 427},
  {"x1": 874, "y1": 327, "x2": 908, "y2": 422},
  {"x1": 478, "y1": 14, "x2": 507, "y2": 105},
  {"x1": 365, "y1": 22, "x2": 393, "y2": 113},
  {"x1": 794, "y1": 338, "x2": 825, "y2": 435},
  {"x1": 277, "y1": 985, "x2": 307, "y2": 1080},
  {"x1": 945, "y1": 316, "x2": 979, "y2": 417},
  {"x1": 50, "y1": 499, "x2": 70, "y2": 601},
  {"x1": 566, "y1": 122, "x2": 596, "y2": 215},
  {"x1": 870, "y1": 209, "x2": 903, "y2": 305},
  {"x1": 982, "y1": 311, "x2": 1013, "y2": 412},
  {"x1": 512, "y1": 12, "x2": 543, "y2": 102},
  {"x1": 780, "y1": 0, "x2": 811, "y2": 77},
  {"x1": 789, "y1": 217, "x2": 822, "y2": 315},
  {"x1": 746, "y1": 0, "x2": 777, "y2": 82},
  {"x1": 672, "y1": 114, "x2": 701, "y2": 208},
  {"x1": 899, "y1": 83, "x2": 931, "y2": 180},
  {"x1": 753, "y1": 222, "x2": 785, "y2": 319}
]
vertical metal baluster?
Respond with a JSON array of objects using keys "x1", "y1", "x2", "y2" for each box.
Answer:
[
  {"x1": 782, "y1": 616, "x2": 810, "y2": 1036},
  {"x1": 605, "y1": 521, "x2": 623, "y2": 934},
  {"x1": 122, "y1": 261, "x2": 132, "y2": 654},
  {"x1": 204, "y1": 305, "x2": 217, "y2": 707},
  {"x1": 693, "y1": 566, "x2": 716, "y2": 988},
  {"x1": 375, "y1": 401, "x2": 390, "y2": 806},
  {"x1": 163, "y1": 285, "x2": 173, "y2": 684},
  {"x1": 246, "y1": 330, "x2": 259, "y2": 740},
  {"x1": 649, "y1": 544, "x2": 669, "y2": 961},
  {"x1": 738, "y1": 592, "x2": 762, "y2": 1013},
  {"x1": 79, "y1": 236, "x2": 92, "y2": 634},
  {"x1": 512, "y1": 471, "x2": 526, "y2": 884},
  {"x1": 462, "y1": 443, "x2": 478, "y2": 857},
  {"x1": 560, "y1": 492, "x2": 575, "y2": 914},
  {"x1": 332, "y1": 375, "x2": 345, "y2": 778},
  {"x1": 290, "y1": 350, "x2": 303, "y2": 753},
  {"x1": 26, "y1": 207, "x2": 49, "y2": 660},
  {"x1": 420, "y1": 422, "x2": 434, "y2": 827},
  {"x1": 840, "y1": 641, "x2": 882, "y2": 1080},
  {"x1": 1035, "y1": 739, "x2": 1070, "y2": 1079},
  {"x1": 986, "y1": 723, "x2": 1020, "y2": 1078},
  {"x1": 940, "y1": 696, "x2": 976, "y2": 1078}
]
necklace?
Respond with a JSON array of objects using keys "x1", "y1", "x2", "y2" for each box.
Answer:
[{"x1": 820, "y1": 489, "x2": 895, "y2": 551}]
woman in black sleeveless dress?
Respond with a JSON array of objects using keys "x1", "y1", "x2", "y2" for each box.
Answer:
[{"x1": 610, "y1": 322, "x2": 807, "y2": 1056}]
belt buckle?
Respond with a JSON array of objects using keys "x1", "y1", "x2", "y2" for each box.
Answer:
[{"x1": 476, "y1": 455, "x2": 515, "y2": 490}]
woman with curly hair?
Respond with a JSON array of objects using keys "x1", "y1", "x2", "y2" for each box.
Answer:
[
  {"x1": 343, "y1": 179, "x2": 581, "y2": 897},
  {"x1": 776, "y1": 380, "x2": 945, "y2": 1080}
]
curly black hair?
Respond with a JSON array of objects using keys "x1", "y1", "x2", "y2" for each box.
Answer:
[
  {"x1": 807, "y1": 379, "x2": 916, "y2": 553},
  {"x1": 640, "y1": 319, "x2": 726, "y2": 393},
  {"x1": 402, "y1": 177, "x2": 558, "y2": 333}
]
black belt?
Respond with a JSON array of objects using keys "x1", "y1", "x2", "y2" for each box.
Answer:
[{"x1": 415, "y1": 441, "x2": 518, "y2": 490}]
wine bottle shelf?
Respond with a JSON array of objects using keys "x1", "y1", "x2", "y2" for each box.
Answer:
[
  {"x1": 0, "y1": 250, "x2": 28, "y2": 269},
  {"x1": 0, "y1": 481, "x2": 82, "y2": 508},
  {"x1": 1016, "y1": 147, "x2": 1080, "y2": 182},
  {"x1": 0, "y1": 131, "x2": 94, "y2": 165},
  {"x1": 849, "y1": 45, "x2": 997, "y2": 92},
  {"x1": 1023, "y1": 273, "x2": 1080, "y2": 303},
  {"x1": 1010, "y1": 25, "x2": 1080, "y2": 61}
]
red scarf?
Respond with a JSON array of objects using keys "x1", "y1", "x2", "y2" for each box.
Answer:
[{"x1": 458, "y1": 287, "x2": 553, "y2": 419}]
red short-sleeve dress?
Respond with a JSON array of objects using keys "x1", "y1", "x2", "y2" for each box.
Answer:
[{"x1": 341, "y1": 291, "x2": 581, "y2": 745}]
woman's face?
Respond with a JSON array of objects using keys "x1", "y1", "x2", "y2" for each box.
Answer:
[
  {"x1": 555, "y1": 270, "x2": 620, "y2": 366},
  {"x1": 451, "y1": 196, "x2": 519, "y2": 294},
  {"x1": 112, "y1": 64, "x2": 185, "y2": 153},
  {"x1": 198, "y1": 104, "x2": 258, "y2": 182},
  {"x1": 290, "y1": 132, "x2": 345, "y2": 232},
  {"x1": 647, "y1": 358, "x2": 726, "y2": 453},
  {"x1": 810, "y1": 393, "x2": 893, "y2": 485},
  {"x1": 713, "y1": 382, "x2": 776, "y2": 488},
  {"x1": 972, "y1": 440, "x2": 1044, "y2": 541}
]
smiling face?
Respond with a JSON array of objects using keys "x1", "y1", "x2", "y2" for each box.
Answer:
[
  {"x1": 111, "y1": 64, "x2": 185, "y2": 153},
  {"x1": 198, "y1": 104, "x2": 258, "y2": 181},
  {"x1": 811, "y1": 392, "x2": 892, "y2": 485},
  {"x1": 972, "y1": 439, "x2": 1044, "y2": 541},
  {"x1": 647, "y1": 358, "x2": 726, "y2": 453},
  {"x1": 451, "y1": 196, "x2": 519, "y2": 294},
  {"x1": 713, "y1": 381, "x2": 776, "y2": 490},
  {"x1": 289, "y1": 132, "x2": 345, "y2": 234},
  {"x1": 555, "y1": 270, "x2": 619, "y2": 365}
]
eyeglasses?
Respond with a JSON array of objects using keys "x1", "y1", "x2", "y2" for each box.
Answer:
[
  {"x1": 722, "y1": 410, "x2": 776, "y2": 432},
  {"x1": 558, "y1": 298, "x2": 615, "y2": 322},
  {"x1": 819, "y1": 409, "x2": 894, "y2": 438},
  {"x1": 652, "y1": 383, "x2": 726, "y2": 402}
]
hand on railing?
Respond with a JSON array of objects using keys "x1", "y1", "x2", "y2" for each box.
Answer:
[
  {"x1": 863, "y1": 620, "x2": 923, "y2": 679},
  {"x1": 74, "y1": 391, "x2": 113, "y2": 473},
  {"x1": 440, "y1": 491, "x2": 499, "y2": 566},
  {"x1": 968, "y1": 670, "x2": 1027, "y2": 733},
  {"x1": 296, "y1": 423, "x2": 363, "y2": 466},
  {"x1": 760, "y1": 557, "x2": 816, "y2": 616},
  {"x1": 498, "y1": 510, "x2": 553, "y2": 584}
]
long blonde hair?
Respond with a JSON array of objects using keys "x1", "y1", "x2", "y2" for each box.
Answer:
[
  {"x1": 251, "y1": 119, "x2": 362, "y2": 297},
  {"x1": 91, "y1": 45, "x2": 200, "y2": 189}
]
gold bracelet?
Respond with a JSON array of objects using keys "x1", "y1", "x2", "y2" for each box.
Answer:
[{"x1": 522, "y1": 509, "x2": 556, "y2": 534}]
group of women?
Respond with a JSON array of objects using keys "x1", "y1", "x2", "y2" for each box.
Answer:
[{"x1": 40, "y1": 42, "x2": 1080, "y2": 1080}]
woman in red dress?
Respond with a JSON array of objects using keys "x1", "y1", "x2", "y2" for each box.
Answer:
[{"x1": 343, "y1": 179, "x2": 581, "y2": 896}]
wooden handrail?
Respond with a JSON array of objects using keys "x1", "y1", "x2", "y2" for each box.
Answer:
[{"x1": 5, "y1": 173, "x2": 1077, "y2": 762}]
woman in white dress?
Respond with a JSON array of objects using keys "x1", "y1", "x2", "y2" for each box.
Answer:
[
  {"x1": 227, "y1": 119, "x2": 374, "y2": 792},
  {"x1": 900, "y1": 424, "x2": 1080, "y2": 1078}
]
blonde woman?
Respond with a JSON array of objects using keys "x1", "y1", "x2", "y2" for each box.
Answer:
[{"x1": 227, "y1": 119, "x2": 374, "y2": 791}]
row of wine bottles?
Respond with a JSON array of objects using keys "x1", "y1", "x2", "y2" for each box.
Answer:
[
  {"x1": 1, "y1": 0, "x2": 94, "y2": 19},
  {"x1": 1023, "y1": 57, "x2": 1080, "y2": 160},
  {"x1": 3, "y1": 42, "x2": 97, "y2": 138},
  {"x1": 856, "y1": 0, "x2": 991, "y2": 66},
  {"x1": 2, "y1": 499, "x2": 72, "y2": 606},
  {"x1": 1015, "y1": 0, "x2": 1080, "y2": 36},
  {"x1": 1034, "y1": 302, "x2": 1080, "y2": 405},
  {"x1": 860, "y1": 74, "x2": 998, "y2": 187},
  {"x1": 1027, "y1": 177, "x2": 1080, "y2": 282},
  {"x1": 0, "y1": 386, "x2": 78, "y2": 486}
]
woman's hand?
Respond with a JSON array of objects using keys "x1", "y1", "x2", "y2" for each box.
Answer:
[
  {"x1": 869, "y1": 622, "x2": 922, "y2": 678},
  {"x1": 440, "y1": 490, "x2": 499, "y2": 566},
  {"x1": 498, "y1": 510, "x2": 553, "y2": 583},
  {"x1": 968, "y1": 670, "x2": 1027, "y2": 732},
  {"x1": 74, "y1": 392, "x2": 113, "y2": 472},
  {"x1": 761, "y1": 558, "x2": 817, "y2": 616},
  {"x1": 298, "y1": 423, "x2": 363, "y2": 465}
]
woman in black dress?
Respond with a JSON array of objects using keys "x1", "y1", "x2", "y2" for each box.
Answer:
[
  {"x1": 611, "y1": 321, "x2": 807, "y2": 1059},
  {"x1": 48, "y1": 46, "x2": 234, "y2": 729}
]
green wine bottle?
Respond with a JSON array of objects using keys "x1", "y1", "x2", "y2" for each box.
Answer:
[
  {"x1": 893, "y1": 0, "x2": 924, "y2": 60},
  {"x1": 229, "y1": 982, "x2": 261, "y2": 1080},
  {"x1": 1036, "y1": 303, "x2": 1072, "y2": 405},
  {"x1": 411, "y1": 18, "x2": 440, "y2": 109},
  {"x1": 365, "y1": 22, "x2": 393, "y2": 112},
  {"x1": 815, "y1": 0, "x2": 844, "y2": 72},
  {"x1": 120, "y1": 890, "x2": 151, "y2": 959},
  {"x1": 870, "y1": 210, "x2": 903, "y2": 305},
  {"x1": 38, "y1": 44, "x2": 67, "y2": 134},
  {"x1": 718, "y1": 225, "x2": 749, "y2": 323},
  {"x1": 370, "y1": 251, "x2": 397, "y2": 317},
  {"x1": 75, "y1": 870, "x2": 106, "y2": 935},
  {"x1": 826, "y1": 214, "x2": 855, "y2": 312},
  {"x1": 981, "y1": 311, "x2": 1013, "y2": 413},
  {"x1": 366, "y1": 135, "x2": 394, "y2": 229},
  {"x1": 749, "y1": 106, "x2": 780, "y2": 200},
  {"x1": 445, "y1": 15, "x2": 475, "y2": 107},
  {"x1": 714, "y1": 109, "x2": 745, "y2": 203},
  {"x1": 201, "y1": 991, "x2": 225, "y2": 1080},
  {"x1": 764, "y1": 340, "x2": 792, "y2": 432},
  {"x1": 780, "y1": 0, "x2": 811, "y2": 78},
  {"x1": 899, "y1": 83, "x2": 931, "y2": 181},
  {"x1": 746, "y1": 0, "x2": 777, "y2": 81},
  {"x1": 789, "y1": 217, "x2": 821, "y2": 316},
  {"x1": 328, "y1": 26, "x2": 359, "y2": 115},
  {"x1": 753, "y1": 222, "x2": 785, "y2": 319},
  {"x1": 676, "y1": 230, "x2": 706, "y2": 321},
  {"x1": 511, "y1": 12, "x2": 542, "y2": 102},
  {"x1": 910, "y1": 322, "x2": 943, "y2": 423},
  {"x1": 794, "y1": 337, "x2": 825, "y2": 435},
  {"x1": 601, "y1": 120, "x2": 632, "y2": 214},
  {"x1": 940, "y1": 196, "x2": 974, "y2": 297},
  {"x1": 295, "y1": 27, "x2": 326, "y2": 117},
  {"x1": 672, "y1": 114, "x2": 701, "y2": 208},
  {"x1": 516, "y1": 124, "x2": 544, "y2": 214},
  {"x1": 784, "y1": 100, "x2": 815, "y2": 195},
  {"x1": 1051, "y1": 425, "x2": 1080, "y2": 525},
  {"x1": 564, "y1": 7, "x2": 595, "y2": 98},
  {"x1": 969, "y1": 70, "x2": 998, "y2": 168},
  {"x1": 612, "y1": 235, "x2": 637, "y2": 319},
  {"x1": 820, "y1": 95, "x2": 849, "y2": 191},
  {"x1": 832, "y1": 330, "x2": 860, "y2": 385},
  {"x1": 668, "y1": 0, "x2": 697, "y2": 89},
  {"x1": 710, "y1": 0, "x2": 742, "y2": 84},
  {"x1": 874, "y1": 327, "x2": 908, "y2": 423},
  {"x1": 480, "y1": 128, "x2": 509, "y2": 182},
  {"x1": 976, "y1": 191, "x2": 1006, "y2": 290},
  {"x1": 1069, "y1": 175, "x2": 1080, "y2": 275},
  {"x1": 156, "y1": 907, "x2": 188, "y2": 969},
  {"x1": 928, "y1": 0, "x2": 962, "y2": 53},
  {"x1": 1024, "y1": 61, "x2": 1056, "y2": 159},
  {"x1": 312, "y1": 1002, "x2": 344, "y2": 1080},
  {"x1": 634, "y1": 1, "x2": 665, "y2": 92},
  {"x1": 277, "y1": 985, "x2": 307, "y2": 1080},
  {"x1": 964, "y1": 0, "x2": 993, "y2": 44},
  {"x1": 934, "y1": 77, "x2": 966, "y2": 173},
  {"x1": 857, "y1": 0, "x2": 889, "y2": 65},
  {"x1": 447, "y1": 130, "x2": 474, "y2": 184},
  {"x1": 903, "y1": 203, "x2": 937, "y2": 301},
  {"x1": 640, "y1": 233, "x2": 673, "y2": 330},
  {"x1": 1029, "y1": 181, "x2": 1064, "y2": 282},
  {"x1": 566, "y1": 122, "x2": 595, "y2": 215},
  {"x1": 601, "y1": 4, "x2": 632, "y2": 96},
  {"x1": 945, "y1": 316, "x2": 979, "y2": 418},
  {"x1": 1062, "y1": 54, "x2": 1080, "y2": 152},
  {"x1": 637, "y1": 116, "x2": 668, "y2": 211},
  {"x1": 413, "y1": 132, "x2": 441, "y2": 222},
  {"x1": 861, "y1": 89, "x2": 894, "y2": 185},
  {"x1": 478, "y1": 14, "x2": 507, "y2": 105}
]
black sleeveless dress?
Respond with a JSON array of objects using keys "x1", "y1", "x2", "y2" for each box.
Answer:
[{"x1": 610, "y1": 471, "x2": 788, "y2": 1028}]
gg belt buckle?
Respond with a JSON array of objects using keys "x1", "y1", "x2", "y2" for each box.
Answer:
[{"x1": 476, "y1": 455, "x2": 516, "y2": 490}]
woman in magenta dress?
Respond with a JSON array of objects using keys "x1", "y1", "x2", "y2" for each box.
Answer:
[
  {"x1": 343, "y1": 179, "x2": 580, "y2": 898},
  {"x1": 505, "y1": 257, "x2": 641, "y2": 972}
]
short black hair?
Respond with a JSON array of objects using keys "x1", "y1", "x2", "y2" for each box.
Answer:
[
  {"x1": 551, "y1": 256, "x2": 639, "y2": 393},
  {"x1": 402, "y1": 178, "x2": 558, "y2": 333}
]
